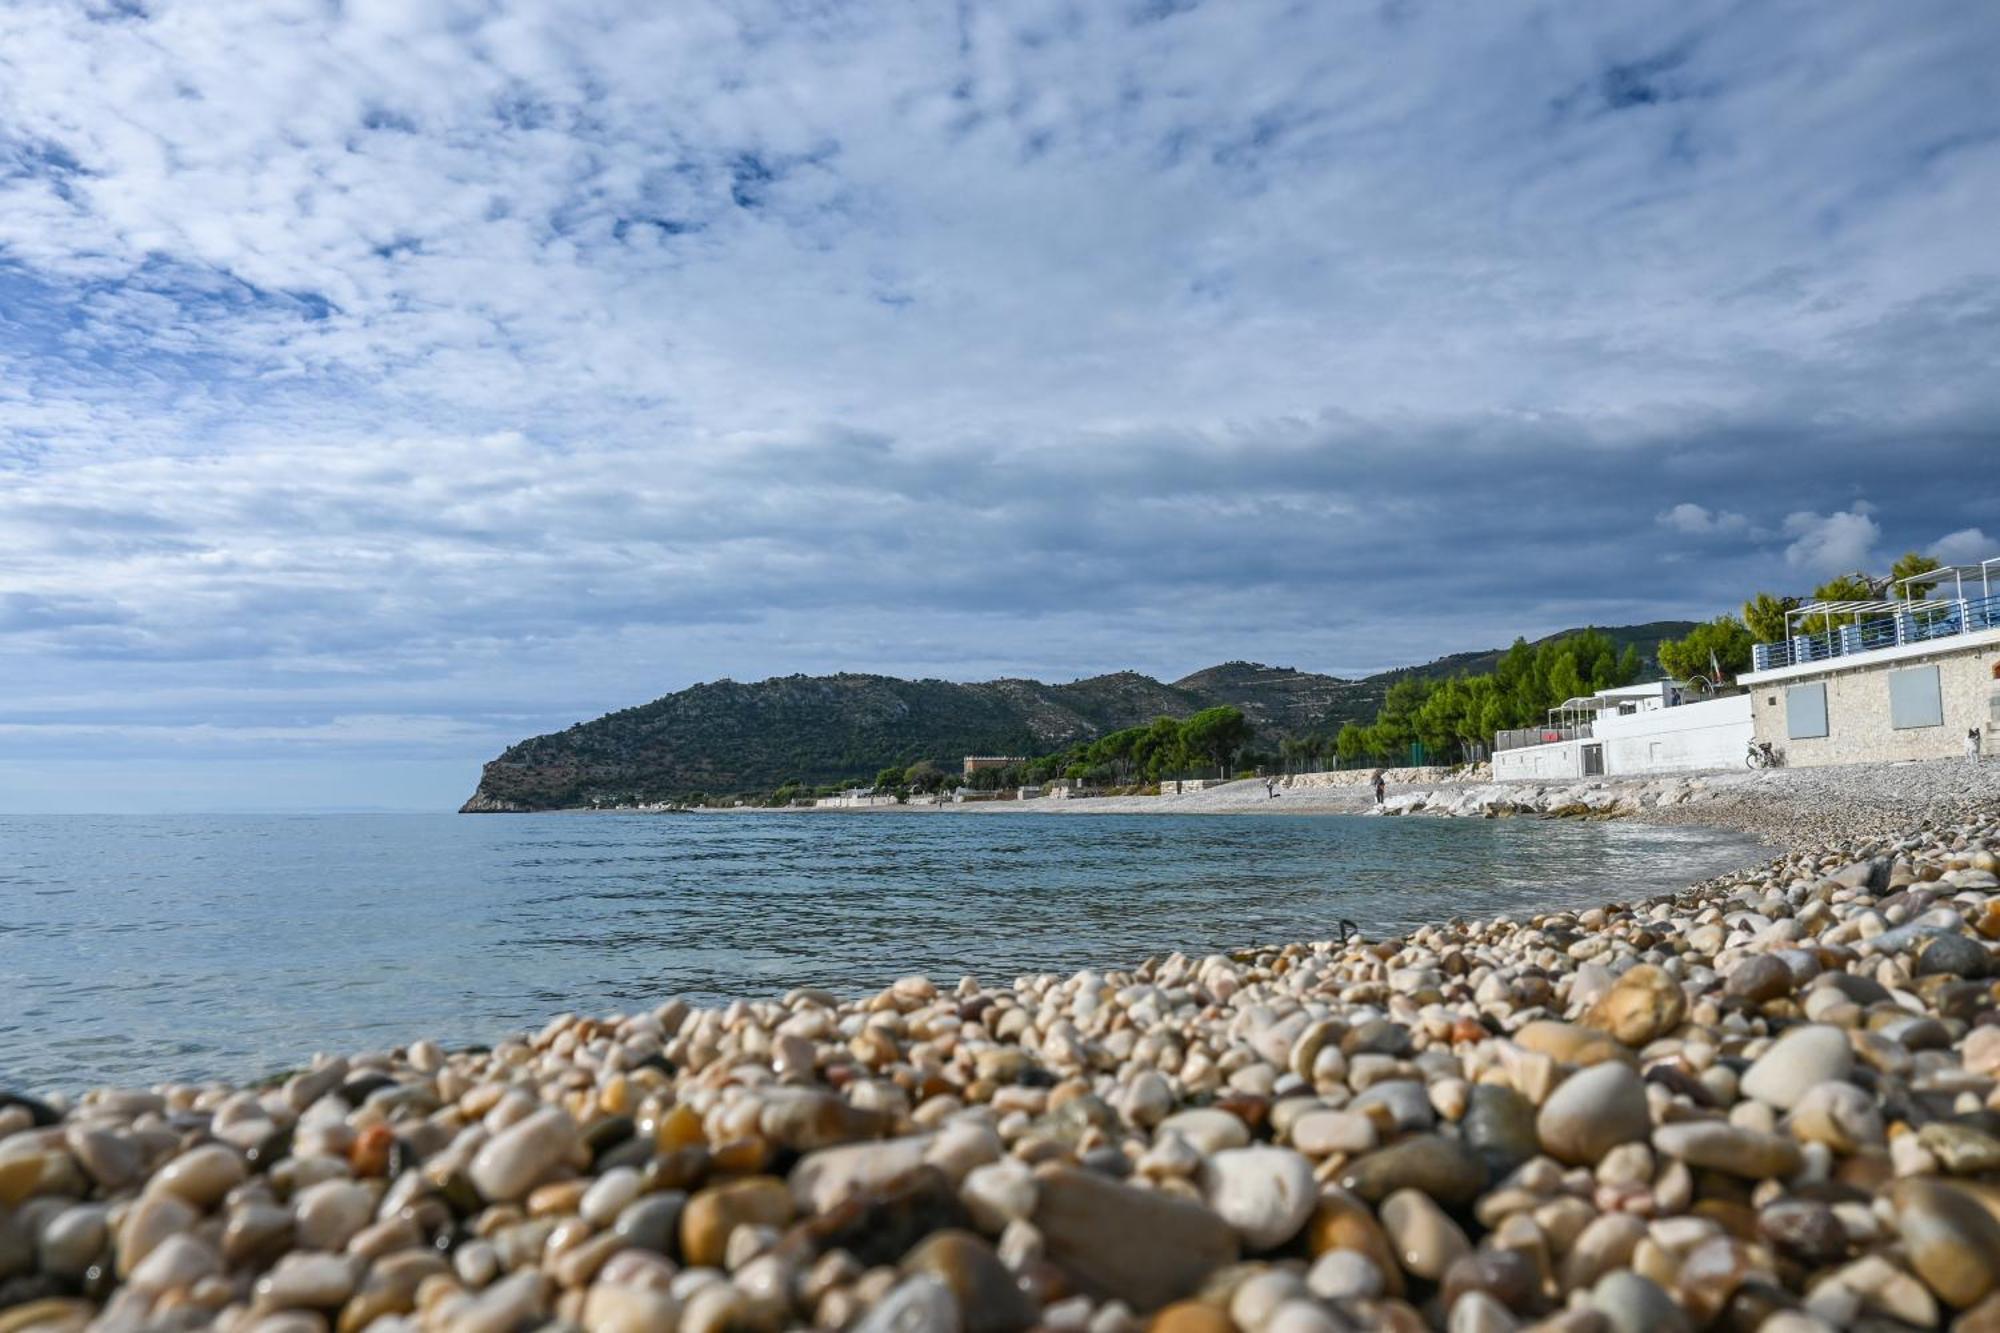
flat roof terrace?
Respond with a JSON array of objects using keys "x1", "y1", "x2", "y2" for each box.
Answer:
[{"x1": 1747, "y1": 557, "x2": 2000, "y2": 676}]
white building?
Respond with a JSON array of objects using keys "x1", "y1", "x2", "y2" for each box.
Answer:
[
  {"x1": 1739, "y1": 557, "x2": 2000, "y2": 767},
  {"x1": 1492, "y1": 679, "x2": 1754, "y2": 780}
]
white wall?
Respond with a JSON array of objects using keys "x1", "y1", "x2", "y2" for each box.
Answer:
[
  {"x1": 1596, "y1": 694, "x2": 1753, "y2": 774},
  {"x1": 1494, "y1": 739, "x2": 1584, "y2": 781}
]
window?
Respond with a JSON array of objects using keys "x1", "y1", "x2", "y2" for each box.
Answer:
[
  {"x1": 1889, "y1": 665, "x2": 1943, "y2": 730},
  {"x1": 1786, "y1": 683, "x2": 1828, "y2": 739}
]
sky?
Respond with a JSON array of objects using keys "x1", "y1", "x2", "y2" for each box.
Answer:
[{"x1": 2, "y1": 1, "x2": 1998, "y2": 812}]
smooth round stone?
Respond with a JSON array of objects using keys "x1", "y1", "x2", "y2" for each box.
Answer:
[
  {"x1": 1200, "y1": 1146, "x2": 1317, "y2": 1252},
  {"x1": 468, "y1": 1106, "x2": 578, "y2": 1202},
  {"x1": 1891, "y1": 1178, "x2": 2000, "y2": 1307},
  {"x1": 1264, "y1": 1300, "x2": 1347, "y2": 1333},
  {"x1": 1758, "y1": 1200, "x2": 1847, "y2": 1267},
  {"x1": 1726, "y1": 956, "x2": 1796, "y2": 1003},
  {"x1": 680, "y1": 1176, "x2": 794, "y2": 1268},
  {"x1": 1512, "y1": 1021, "x2": 1627, "y2": 1066},
  {"x1": 1447, "y1": 1289, "x2": 1518, "y2": 1333},
  {"x1": 1652, "y1": 1121, "x2": 1803, "y2": 1180},
  {"x1": 1561, "y1": 1213, "x2": 1648, "y2": 1292},
  {"x1": 1442, "y1": 1248, "x2": 1539, "y2": 1316},
  {"x1": 1157, "y1": 1108, "x2": 1252, "y2": 1154},
  {"x1": 1379, "y1": 1187, "x2": 1469, "y2": 1281},
  {"x1": 1304, "y1": 1192, "x2": 1405, "y2": 1298},
  {"x1": 127, "y1": 1233, "x2": 220, "y2": 1294},
  {"x1": 1307, "y1": 1248, "x2": 1385, "y2": 1301},
  {"x1": 1582, "y1": 964, "x2": 1688, "y2": 1046},
  {"x1": 37, "y1": 1205, "x2": 107, "y2": 1279},
  {"x1": 1290, "y1": 1109, "x2": 1378, "y2": 1158},
  {"x1": 581, "y1": 1281, "x2": 682, "y2": 1333},
  {"x1": 899, "y1": 1229, "x2": 1034, "y2": 1333},
  {"x1": 63, "y1": 1126, "x2": 140, "y2": 1191},
  {"x1": 758, "y1": 1088, "x2": 888, "y2": 1152},
  {"x1": 222, "y1": 1202, "x2": 297, "y2": 1268},
  {"x1": 116, "y1": 1190, "x2": 197, "y2": 1278},
  {"x1": 1916, "y1": 934, "x2": 1990, "y2": 978},
  {"x1": 1536, "y1": 1062, "x2": 1651, "y2": 1166},
  {"x1": 153, "y1": 1144, "x2": 248, "y2": 1209},
  {"x1": 254, "y1": 1251, "x2": 358, "y2": 1309},
  {"x1": 851, "y1": 1274, "x2": 958, "y2": 1333},
  {"x1": 1783, "y1": 1082, "x2": 1884, "y2": 1153},
  {"x1": 1740, "y1": 1026, "x2": 1853, "y2": 1111},
  {"x1": 1589, "y1": 1270, "x2": 1690, "y2": 1333},
  {"x1": 1462, "y1": 1085, "x2": 1539, "y2": 1181},
  {"x1": 1031, "y1": 1165, "x2": 1240, "y2": 1313},
  {"x1": 1338, "y1": 1134, "x2": 1487, "y2": 1206},
  {"x1": 1351, "y1": 1081, "x2": 1434, "y2": 1135},
  {"x1": 580, "y1": 1167, "x2": 643, "y2": 1227},
  {"x1": 960, "y1": 1158, "x2": 1037, "y2": 1233},
  {"x1": 790, "y1": 1136, "x2": 935, "y2": 1214},
  {"x1": 1229, "y1": 1269, "x2": 1310, "y2": 1331},
  {"x1": 292, "y1": 1179, "x2": 373, "y2": 1252}
]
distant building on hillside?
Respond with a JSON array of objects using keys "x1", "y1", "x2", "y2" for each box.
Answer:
[
  {"x1": 963, "y1": 755, "x2": 1028, "y2": 777},
  {"x1": 1740, "y1": 557, "x2": 1999, "y2": 766}
]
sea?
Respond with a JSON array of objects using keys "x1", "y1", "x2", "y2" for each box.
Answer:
[{"x1": 0, "y1": 811, "x2": 1762, "y2": 1092}]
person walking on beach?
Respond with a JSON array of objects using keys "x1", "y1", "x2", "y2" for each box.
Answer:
[
  {"x1": 1972, "y1": 727, "x2": 1985, "y2": 768},
  {"x1": 1373, "y1": 771, "x2": 1386, "y2": 806}
]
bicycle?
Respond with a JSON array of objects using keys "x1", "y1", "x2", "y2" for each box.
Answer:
[{"x1": 1746, "y1": 740, "x2": 1783, "y2": 769}]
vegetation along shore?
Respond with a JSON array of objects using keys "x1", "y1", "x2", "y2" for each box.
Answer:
[{"x1": 5, "y1": 776, "x2": 2000, "y2": 1331}]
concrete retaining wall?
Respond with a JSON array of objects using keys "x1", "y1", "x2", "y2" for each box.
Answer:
[
  {"x1": 1596, "y1": 694, "x2": 1753, "y2": 774},
  {"x1": 1493, "y1": 741, "x2": 1584, "y2": 781}
]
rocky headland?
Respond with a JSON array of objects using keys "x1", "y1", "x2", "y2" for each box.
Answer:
[{"x1": 5, "y1": 792, "x2": 2000, "y2": 1332}]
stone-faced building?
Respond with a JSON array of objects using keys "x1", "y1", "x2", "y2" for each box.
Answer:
[{"x1": 1740, "y1": 559, "x2": 2000, "y2": 766}]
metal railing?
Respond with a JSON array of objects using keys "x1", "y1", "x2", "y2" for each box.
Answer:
[{"x1": 1751, "y1": 592, "x2": 2000, "y2": 672}]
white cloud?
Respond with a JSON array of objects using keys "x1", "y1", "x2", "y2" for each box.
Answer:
[
  {"x1": 1657, "y1": 503, "x2": 1749, "y2": 535},
  {"x1": 0, "y1": 0, "x2": 1995, "y2": 807},
  {"x1": 1929, "y1": 527, "x2": 1997, "y2": 565},
  {"x1": 1782, "y1": 509, "x2": 1882, "y2": 575}
]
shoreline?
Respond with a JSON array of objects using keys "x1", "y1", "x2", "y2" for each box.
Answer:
[
  {"x1": 4, "y1": 784, "x2": 1999, "y2": 1329},
  {"x1": 587, "y1": 756, "x2": 2000, "y2": 852}
]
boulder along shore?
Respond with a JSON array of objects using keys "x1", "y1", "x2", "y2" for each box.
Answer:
[{"x1": 4, "y1": 792, "x2": 2000, "y2": 1331}]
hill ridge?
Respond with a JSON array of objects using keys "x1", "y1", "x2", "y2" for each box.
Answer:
[{"x1": 460, "y1": 623, "x2": 1692, "y2": 810}]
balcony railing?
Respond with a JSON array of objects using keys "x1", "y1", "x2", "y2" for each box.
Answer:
[{"x1": 1751, "y1": 592, "x2": 2000, "y2": 672}]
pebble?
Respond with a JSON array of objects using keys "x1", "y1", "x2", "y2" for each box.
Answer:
[
  {"x1": 1535, "y1": 1062, "x2": 1651, "y2": 1166},
  {"x1": 1581, "y1": 963, "x2": 1687, "y2": 1046},
  {"x1": 467, "y1": 1106, "x2": 577, "y2": 1202},
  {"x1": 1739, "y1": 1025, "x2": 1854, "y2": 1110},
  {"x1": 7, "y1": 797, "x2": 2000, "y2": 1333},
  {"x1": 1379, "y1": 1187, "x2": 1469, "y2": 1281},
  {"x1": 1200, "y1": 1146, "x2": 1317, "y2": 1250}
]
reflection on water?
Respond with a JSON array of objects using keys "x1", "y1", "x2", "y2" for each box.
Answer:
[{"x1": 0, "y1": 811, "x2": 1760, "y2": 1090}]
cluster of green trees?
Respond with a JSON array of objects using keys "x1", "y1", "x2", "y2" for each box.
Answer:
[
  {"x1": 1655, "y1": 552, "x2": 1942, "y2": 684},
  {"x1": 1323, "y1": 629, "x2": 1645, "y2": 766},
  {"x1": 749, "y1": 705, "x2": 1259, "y2": 803}
]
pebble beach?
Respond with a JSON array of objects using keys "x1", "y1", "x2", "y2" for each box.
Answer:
[{"x1": 6, "y1": 770, "x2": 2000, "y2": 1332}]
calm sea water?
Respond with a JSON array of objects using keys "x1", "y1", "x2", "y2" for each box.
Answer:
[{"x1": 0, "y1": 812, "x2": 1760, "y2": 1092}]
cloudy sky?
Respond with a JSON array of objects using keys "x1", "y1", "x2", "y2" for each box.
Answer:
[{"x1": 3, "y1": 1, "x2": 1998, "y2": 811}]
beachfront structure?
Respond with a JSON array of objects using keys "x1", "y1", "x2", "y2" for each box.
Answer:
[
  {"x1": 962, "y1": 755, "x2": 1027, "y2": 776},
  {"x1": 1739, "y1": 557, "x2": 2000, "y2": 767},
  {"x1": 1492, "y1": 680, "x2": 1754, "y2": 781},
  {"x1": 814, "y1": 788, "x2": 900, "y2": 808}
]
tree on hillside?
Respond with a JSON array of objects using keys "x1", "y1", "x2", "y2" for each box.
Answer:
[
  {"x1": 902, "y1": 760, "x2": 945, "y2": 792},
  {"x1": 1658, "y1": 616, "x2": 1755, "y2": 684},
  {"x1": 1742, "y1": 592, "x2": 1799, "y2": 644},
  {"x1": 872, "y1": 765, "x2": 906, "y2": 792},
  {"x1": 1180, "y1": 706, "x2": 1251, "y2": 777}
]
